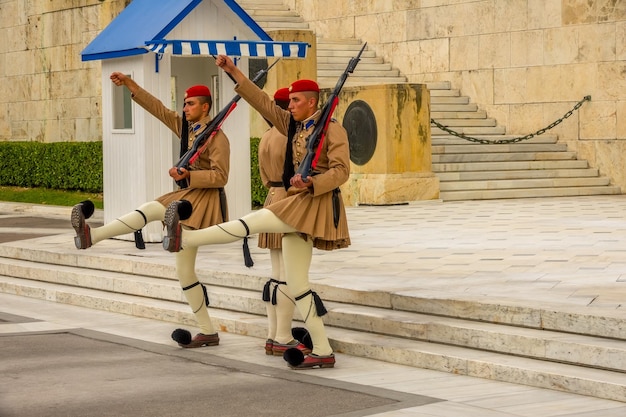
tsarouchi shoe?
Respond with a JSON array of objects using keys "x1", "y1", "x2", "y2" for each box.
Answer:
[
  {"x1": 265, "y1": 339, "x2": 275, "y2": 355},
  {"x1": 163, "y1": 201, "x2": 183, "y2": 252},
  {"x1": 272, "y1": 340, "x2": 312, "y2": 356},
  {"x1": 289, "y1": 353, "x2": 335, "y2": 369},
  {"x1": 71, "y1": 201, "x2": 93, "y2": 249},
  {"x1": 178, "y1": 333, "x2": 220, "y2": 348}
]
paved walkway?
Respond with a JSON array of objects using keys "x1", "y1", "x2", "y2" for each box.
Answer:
[{"x1": 1, "y1": 196, "x2": 626, "y2": 416}]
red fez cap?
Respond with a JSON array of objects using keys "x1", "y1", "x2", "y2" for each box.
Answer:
[
  {"x1": 289, "y1": 79, "x2": 319, "y2": 94},
  {"x1": 184, "y1": 85, "x2": 211, "y2": 99},
  {"x1": 273, "y1": 87, "x2": 290, "y2": 102}
]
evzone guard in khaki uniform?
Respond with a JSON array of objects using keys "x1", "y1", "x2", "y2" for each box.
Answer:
[
  {"x1": 162, "y1": 54, "x2": 351, "y2": 369},
  {"x1": 71, "y1": 73, "x2": 230, "y2": 348},
  {"x1": 258, "y1": 87, "x2": 311, "y2": 357}
]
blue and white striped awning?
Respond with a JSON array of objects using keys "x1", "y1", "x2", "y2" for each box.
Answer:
[{"x1": 144, "y1": 39, "x2": 308, "y2": 58}]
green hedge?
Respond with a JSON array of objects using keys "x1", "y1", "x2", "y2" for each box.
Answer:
[
  {"x1": 0, "y1": 140, "x2": 269, "y2": 206},
  {"x1": 0, "y1": 141, "x2": 103, "y2": 193},
  {"x1": 250, "y1": 137, "x2": 268, "y2": 208}
]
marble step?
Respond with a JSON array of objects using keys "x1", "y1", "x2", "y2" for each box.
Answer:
[
  {"x1": 316, "y1": 49, "x2": 378, "y2": 59},
  {"x1": 317, "y1": 62, "x2": 393, "y2": 71},
  {"x1": 317, "y1": 40, "x2": 366, "y2": 49},
  {"x1": 319, "y1": 67, "x2": 402, "y2": 78},
  {"x1": 317, "y1": 76, "x2": 408, "y2": 88},
  {"x1": 2, "y1": 241, "x2": 623, "y2": 340},
  {"x1": 432, "y1": 151, "x2": 577, "y2": 163},
  {"x1": 238, "y1": 0, "x2": 289, "y2": 8},
  {"x1": 426, "y1": 81, "x2": 452, "y2": 90},
  {"x1": 431, "y1": 110, "x2": 488, "y2": 119},
  {"x1": 431, "y1": 118, "x2": 496, "y2": 127},
  {"x1": 243, "y1": 11, "x2": 305, "y2": 21},
  {"x1": 439, "y1": 177, "x2": 612, "y2": 191},
  {"x1": 437, "y1": 168, "x2": 600, "y2": 182},
  {"x1": 1, "y1": 275, "x2": 625, "y2": 402},
  {"x1": 431, "y1": 136, "x2": 558, "y2": 145},
  {"x1": 439, "y1": 186, "x2": 621, "y2": 201},
  {"x1": 432, "y1": 143, "x2": 567, "y2": 154},
  {"x1": 429, "y1": 89, "x2": 461, "y2": 97},
  {"x1": 431, "y1": 126, "x2": 507, "y2": 135},
  {"x1": 431, "y1": 103, "x2": 479, "y2": 112},
  {"x1": 432, "y1": 159, "x2": 590, "y2": 172},
  {"x1": 317, "y1": 55, "x2": 384, "y2": 65},
  {"x1": 2, "y1": 256, "x2": 626, "y2": 371},
  {"x1": 251, "y1": 20, "x2": 310, "y2": 30},
  {"x1": 431, "y1": 96, "x2": 471, "y2": 105}
]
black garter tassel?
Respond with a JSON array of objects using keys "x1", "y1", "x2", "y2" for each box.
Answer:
[
  {"x1": 262, "y1": 280, "x2": 271, "y2": 302},
  {"x1": 262, "y1": 279, "x2": 286, "y2": 304},
  {"x1": 242, "y1": 237, "x2": 254, "y2": 267},
  {"x1": 295, "y1": 290, "x2": 328, "y2": 317},
  {"x1": 238, "y1": 219, "x2": 254, "y2": 267}
]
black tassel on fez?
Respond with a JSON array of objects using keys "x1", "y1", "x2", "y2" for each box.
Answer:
[{"x1": 171, "y1": 328, "x2": 192, "y2": 345}]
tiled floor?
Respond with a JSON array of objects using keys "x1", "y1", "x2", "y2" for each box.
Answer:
[{"x1": 2, "y1": 195, "x2": 626, "y2": 415}]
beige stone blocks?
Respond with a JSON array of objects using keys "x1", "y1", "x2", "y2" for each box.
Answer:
[
  {"x1": 580, "y1": 100, "x2": 617, "y2": 140},
  {"x1": 617, "y1": 101, "x2": 626, "y2": 139},
  {"x1": 0, "y1": 0, "x2": 124, "y2": 142},
  {"x1": 511, "y1": 30, "x2": 544, "y2": 67}
]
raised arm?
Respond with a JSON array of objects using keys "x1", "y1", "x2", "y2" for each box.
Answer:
[{"x1": 214, "y1": 55, "x2": 247, "y2": 85}]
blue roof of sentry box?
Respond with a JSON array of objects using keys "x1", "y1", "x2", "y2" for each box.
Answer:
[{"x1": 81, "y1": 0, "x2": 272, "y2": 61}]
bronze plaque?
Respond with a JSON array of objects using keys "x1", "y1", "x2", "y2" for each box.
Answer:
[{"x1": 342, "y1": 100, "x2": 377, "y2": 165}]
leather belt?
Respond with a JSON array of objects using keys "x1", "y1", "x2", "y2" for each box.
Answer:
[{"x1": 268, "y1": 181, "x2": 283, "y2": 187}]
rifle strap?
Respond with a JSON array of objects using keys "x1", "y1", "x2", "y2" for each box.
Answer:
[
  {"x1": 180, "y1": 111, "x2": 189, "y2": 158},
  {"x1": 282, "y1": 117, "x2": 298, "y2": 191}
]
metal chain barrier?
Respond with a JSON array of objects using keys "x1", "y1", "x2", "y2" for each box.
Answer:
[{"x1": 430, "y1": 95, "x2": 591, "y2": 144}]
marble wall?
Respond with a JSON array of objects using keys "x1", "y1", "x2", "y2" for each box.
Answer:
[
  {"x1": 0, "y1": 0, "x2": 127, "y2": 143},
  {"x1": 286, "y1": 0, "x2": 626, "y2": 190}
]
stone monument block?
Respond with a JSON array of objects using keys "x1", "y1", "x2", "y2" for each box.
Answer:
[{"x1": 330, "y1": 83, "x2": 440, "y2": 206}]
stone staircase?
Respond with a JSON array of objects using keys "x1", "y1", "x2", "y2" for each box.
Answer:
[
  {"x1": 0, "y1": 231, "x2": 625, "y2": 402},
  {"x1": 238, "y1": 0, "x2": 406, "y2": 88},
  {"x1": 429, "y1": 83, "x2": 621, "y2": 200},
  {"x1": 238, "y1": 0, "x2": 621, "y2": 201}
]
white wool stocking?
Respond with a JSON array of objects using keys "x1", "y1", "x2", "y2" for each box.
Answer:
[
  {"x1": 282, "y1": 233, "x2": 333, "y2": 356},
  {"x1": 180, "y1": 208, "x2": 332, "y2": 354},
  {"x1": 182, "y1": 208, "x2": 295, "y2": 248},
  {"x1": 90, "y1": 201, "x2": 165, "y2": 244},
  {"x1": 268, "y1": 249, "x2": 296, "y2": 344},
  {"x1": 176, "y1": 245, "x2": 215, "y2": 335}
]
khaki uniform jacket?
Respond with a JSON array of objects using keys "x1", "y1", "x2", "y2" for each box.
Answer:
[
  {"x1": 236, "y1": 78, "x2": 350, "y2": 250},
  {"x1": 132, "y1": 87, "x2": 230, "y2": 230},
  {"x1": 257, "y1": 126, "x2": 288, "y2": 249}
]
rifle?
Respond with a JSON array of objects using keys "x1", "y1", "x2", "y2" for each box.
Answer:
[
  {"x1": 296, "y1": 42, "x2": 366, "y2": 181},
  {"x1": 175, "y1": 58, "x2": 280, "y2": 188}
]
